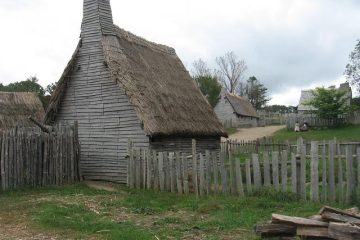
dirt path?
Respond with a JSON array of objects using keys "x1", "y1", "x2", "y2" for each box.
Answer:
[{"x1": 225, "y1": 125, "x2": 285, "y2": 141}]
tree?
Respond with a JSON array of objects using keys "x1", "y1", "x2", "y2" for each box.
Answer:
[
  {"x1": 345, "y1": 40, "x2": 360, "y2": 93},
  {"x1": 215, "y1": 51, "x2": 248, "y2": 94},
  {"x1": 46, "y1": 82, "x2": 58, "y2": 95},
  {"x1": 245, "y1": 76, "x2": 270, "y2": 110},
  {"x1": 305, "y1": 87, "x2": 351, "y2": 119},
  {"x1": 192, "y1": 59, "x2": 211, "y2": 77},
  {"x1": 0, "y1": 76, "x2": 45, "y2": 96},
  {"x1": 194, "y1": 75, "x2": 222, "y2": 107}
]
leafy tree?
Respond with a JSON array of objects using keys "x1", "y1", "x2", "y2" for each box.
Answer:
[
  {"x1": 46, "y1": 82, "x2": 58, "y2": 95},
  {"x1": 305, "y1": 87, "x2": 351, "y2": 119},
  {"x1": 0, "y1": 76, "x2": 45, "y2": 96},
  {"x1": 245, "y1": 76, "x2": 270, "y2": 110},
  {"x1": 215, "y1": 51, "x2": 248, "y2": 94},
  {"x1": 194, "y1": 75, "x2": 222, "y2": 107},
  {"x1": 345, "y1": 40, "x2": 360, "y2": 93}
]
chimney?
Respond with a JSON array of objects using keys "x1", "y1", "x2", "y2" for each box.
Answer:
[{"x1": 81, "y1": 0, "x2": 114, "y2": 38}]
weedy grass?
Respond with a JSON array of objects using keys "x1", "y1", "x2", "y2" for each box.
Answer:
[
  {"x1": 272, "y1": 124, "x2": 360, "y2": 142},
  {"x1": 0, "y1": 184, "x2": 349, "y2": 240}
]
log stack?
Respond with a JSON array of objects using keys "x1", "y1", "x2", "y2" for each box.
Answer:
[{"x1": 255, "y1": 206, "x2": 360, "y2": 239}]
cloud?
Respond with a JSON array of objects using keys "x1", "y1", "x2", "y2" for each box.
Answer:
[{"x1": 0, "y1": 0, "x2": 359, "y2": 105}]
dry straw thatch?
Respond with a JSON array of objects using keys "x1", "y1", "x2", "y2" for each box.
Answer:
[
  {"x1": 46, "y1": 25, "x2": 227, "y2": 137},
  {"x1": 226, "y1": 93, "x2": 259, "y2": 118},
  {"x1": 0, "y1": 92, "x2": 45, "y2": 130}
]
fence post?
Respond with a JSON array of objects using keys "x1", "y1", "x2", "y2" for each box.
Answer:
[
  {"x1": 357, "y1": 148, "x2": 360, "y2": 194},
  {"x1": 310, "y1": 141, "x2": 319, "y2": 202},
  {"x1": 263, "y1": 152, "x2": 271, "y2": 187},
  {"x1": 337, "y1": 143, "x2": 344, "y2": 204},
  {"x1": 281, "y1": 150, "x2": 288, "y2": 192},
  {"x1": 205, "y1": 150, "x2": 211, "y2": 195},
  {"x1": 235, "y1": 158, "x2": 244, "y2": 197},
  {"x1": 192, "y1": 139, "x2": 199, "y2": 197},
  {"x1": 322, "y1": 140, "x2": 327, "y2": 202},
  {"x1": 346, "y1": 145, "x2": 356, "y2": 205},
  {"x1": 158, "y1": 152, "x2": 165, "y2": 192},
  {"x1": 220, "y1": 151, "x2": 228, "y2": 195},
  {"x1": 328, "y1": 140, "x2": 336, "y2": 202},
  {"x1": 245, "y1": 159, "x2": 252, "y2": 194},
  {"x1": 291, "y1": 153, "x2": 297, "y2": 194},
  {"x1": 182, "y1": 152, "x2": 189, "y2": 194},
  {"x1": 252, "y1": 154, "x2": 261, "y2": 189},
  {"x1": 199, "y1": 152, "x2": 205, "y2": 196},
  {"x1": 212, "y1": 152, "x2": 219, "y2": 194},
  {"x1": 272, "y1": 152, "x2": 279, "y2": 191},
  {"x1": 176, "y1": 152, "x2": 183, "y2": 194}
]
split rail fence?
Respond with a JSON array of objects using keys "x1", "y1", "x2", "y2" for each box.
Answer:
[
  {"x1": 128, "y1": 139, "x2": 360, "y2": 204},
  {"x1": 0, "y1": 123, "x2": 80, "y2": 191}
]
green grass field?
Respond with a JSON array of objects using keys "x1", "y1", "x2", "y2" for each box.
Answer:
[
  {"x1": 272, "y1": 124, "x2": 360, "y2": 142},
  {"x1": 0, "y1": 184, "x2": 343, "y2": 240}
]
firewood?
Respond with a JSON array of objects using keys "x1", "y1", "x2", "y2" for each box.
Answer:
[
  {"x1": 328, "y1": 222, "x2": 360, "y2": 240},
  {"x1": 255, "y1": 223, "x2": 296, "y2": 237},
  {"x1": 272, "y1": 214, "x2": 329, "y2": 227}
]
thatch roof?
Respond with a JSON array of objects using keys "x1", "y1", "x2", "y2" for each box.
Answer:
[
  {"x1": 45, "y1": 26, "x2": 227, "y2": 138},
  {"x1": 226, "y1": 93, "x2": 259, "y2": 118},
  {"x1": 0, "y1": 92, "x2": 45, "y2": 130}
]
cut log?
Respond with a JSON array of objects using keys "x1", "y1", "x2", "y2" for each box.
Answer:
[
  {"x1": 321, "y1": 212, "x2": 360, "y2": 224},
  {"x1": 320, "y1": 206, "x2": 360, "y2": 224},
  {"x1": 255, "y1": 223, "x2": 296, "y2": 237},
  {"x1": 319, "y1": 206, "x2": 360, "y2": 219},
  {"x1": 272, "y1": 214, "x2": 329, "y2": 227},
  {"x1": 296, "y1": 226, "x2": 331, "y2": 238},
  {"x1": 328, "y1": 222, "x2": 360, "y2": 240}
]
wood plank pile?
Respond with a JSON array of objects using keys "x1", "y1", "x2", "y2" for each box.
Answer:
[{"x1": 255, "y1": 206, "x2": 360, "y2": 239}]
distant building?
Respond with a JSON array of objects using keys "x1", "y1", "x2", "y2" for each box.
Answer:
[
  {"x1": 214, "y1": 89, "x2": 259, "y2": 128},
  {"x1": 297, "y1": 82, "x2": 352, "y2": 114}
]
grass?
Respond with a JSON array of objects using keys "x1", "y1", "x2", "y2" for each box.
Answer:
[
  {"x1": 0, "y1": 183, "x2": 350, "y2": 240},
  {"x1": 226, "y1": 127, "x2": 237, "y2": 135},
  {"x1": 272, "y1": 124, "x2": 360, "y2": 142}
]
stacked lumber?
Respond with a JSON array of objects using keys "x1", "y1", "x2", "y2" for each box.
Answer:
[{"x1": 255, "y1": 206, "x2": 360, "y2": 240}]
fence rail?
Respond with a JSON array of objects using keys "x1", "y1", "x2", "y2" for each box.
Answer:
[
  {"x1": 0, "y1": 123, "x2": 80, "y2": 191},
  {"x1": 129, "y1": 139, "x2": 360, "y2": 204}
]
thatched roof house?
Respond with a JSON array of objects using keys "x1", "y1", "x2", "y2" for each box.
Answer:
[
  {"x1": 214, "y1": 89, "x2": 259, "y2": 128},
  {"x1": 0, "y1": 92, "x2": 45, "y2": 130},
  {"x1": 45, "y1": 0, "x2": 226, "y2": 182}
]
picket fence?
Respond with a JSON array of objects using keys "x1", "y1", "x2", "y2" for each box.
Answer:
[
  {"x1": 0, "y1": 123, "x2": 80, "y2": 191},
  {"x1": 128, "y1": 139, "x2": 360, "y2": 204}
]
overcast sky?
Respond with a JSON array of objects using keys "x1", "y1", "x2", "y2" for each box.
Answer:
[{"x1": 0, "y1": 0, "x2": 359, "y2": 105}]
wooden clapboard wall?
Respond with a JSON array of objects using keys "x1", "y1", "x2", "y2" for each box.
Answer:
[
  {"x1": 55, "y1": 0, "x2": 149, "y2": 183},
  {"x1": 150, "y1": 137, "x2": 220, "y2": 155}
]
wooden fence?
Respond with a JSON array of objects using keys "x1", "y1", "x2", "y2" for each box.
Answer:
[
  {"x1": 222, "y1": 138, "x2": 360, "y2": 157},
  {"x1": 129, "y1": 139, "x2": 360, "y2": 204},
  {"x1": 0, "y1": 123, "x2": 80, "y2": 191},
  {"x1": 286, "y1": 114, "x2": 347, "y2": 130}
]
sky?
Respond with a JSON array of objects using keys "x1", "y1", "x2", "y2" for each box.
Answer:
[{"x1": 0, "y1": 0, "x2": 359, "y2": 106}]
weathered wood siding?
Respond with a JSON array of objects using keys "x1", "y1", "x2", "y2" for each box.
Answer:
[
  {"x1": 214, "y1": 95, "x2": 238, "y2": 125},
  {"x1": 55, "y1": 0, "x2": 149, "y2": 183},
  {"x1": 214, "y1": 96, "x2": 257, "y2": 128},
  {"x1": 150, "y1": 137, "x2": 221, "y2": 154}
]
